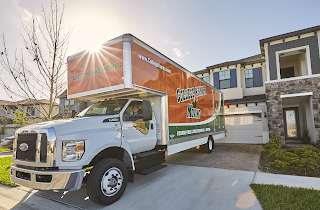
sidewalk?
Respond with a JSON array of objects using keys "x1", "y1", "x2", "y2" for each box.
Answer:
[{"x1": 253, "y1": 171, "x2": 320, "y2": 190}]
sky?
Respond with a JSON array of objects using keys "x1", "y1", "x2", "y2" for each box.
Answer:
[{"x1": 0, "y1": 0, "x2": 320, "y2": 100}]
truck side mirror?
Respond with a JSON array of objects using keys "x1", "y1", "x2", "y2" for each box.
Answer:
[
  {"x1": 142, "y1": 101, "x2": 152, "y2": 121},
  {"x1": 123, "y1": 113, "x2": 129, "y2": 121}
]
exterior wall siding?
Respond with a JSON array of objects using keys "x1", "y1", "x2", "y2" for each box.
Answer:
[
  {"x1": 265, "y1": 77, "x2": 320, "y2": 142},
  {"x1": 268, "y1": 36, "x2": 320, "y2": 80}
]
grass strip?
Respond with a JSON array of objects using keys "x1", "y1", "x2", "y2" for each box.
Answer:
[
  {"x1": 0, "y1": 148, "x2": 10, "y2": 152},
  {"x1": 0, "y1": 156, "x2": 17, "y2": 187},
  {"x1": 251, "y1": 184, "x2": 320, "y2": 210}
]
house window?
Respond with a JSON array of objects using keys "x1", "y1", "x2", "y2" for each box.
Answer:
[
  {"x1": 219, "y1": 70, "x2": 230, "y2": 89},
  {"x1": 64, "y1": 100, "x2": 75, "y2": 108},
  {"x1": 201, "y1": 76, "x2": 209, "y2": 83},
  {"x1": 26, "y1": 106, "x2": 35, "y2": 116},
  {"x1": 245, "y1": 69, "x2": 254, "y2": 88}
]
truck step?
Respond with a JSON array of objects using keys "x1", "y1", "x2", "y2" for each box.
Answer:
[
  {"x1": 138, "y1": 164, "x2": 167, "y2": 175},
  {"x1": 134, "y1": 150, "x2": 164, "y2": 160}
]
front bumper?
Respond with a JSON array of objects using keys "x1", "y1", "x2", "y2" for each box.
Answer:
[{"x1": 10, "y1": 164, "x2": 85, "y2": 191}]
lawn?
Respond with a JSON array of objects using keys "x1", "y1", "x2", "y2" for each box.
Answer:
[
  {"x1": 251, "y1": 184, "x2": 320, "y2": 210},
  {"x1": 0, "y1": 156, "x2": 17, "y2": 187},
  {"x1": 0, "y1": 148, "x2": 10, "y2": 152}
]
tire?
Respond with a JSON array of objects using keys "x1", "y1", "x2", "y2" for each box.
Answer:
[
  {"x1": 201, "y1": 136, "x2": 214, "y2": 153},
  {"x1": 86, "y1": 158, "x2": 128, "y2": 206}
]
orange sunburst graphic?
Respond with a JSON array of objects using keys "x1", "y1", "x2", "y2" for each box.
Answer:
[{"x1": 68, "y1": 42, "x2": 124, "y2": 95}]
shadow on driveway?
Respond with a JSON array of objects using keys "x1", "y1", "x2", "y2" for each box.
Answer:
[{"x1": 165, "y1": 143, "x2": 263, "y2": 171}]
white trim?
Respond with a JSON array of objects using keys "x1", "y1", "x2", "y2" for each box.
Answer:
[
  {"x1": 133, "y1": 84, "x2": 167, "y2": 96},
  {"x1": 275, "y1": 45, "x2": 312, "y2": 80},
  {"x1": 224, "y1": 110, "x2": 262, "y2": 115},
  {"x1": 167, "y1": 133, "x2": 225, "y2": 155},
  {"x1": 265, "y1": 73, "x2": 320, "y2": 84},
  {"x1": 167, "y1": 137, "x2": 207, "y2": 155},
  {"x1": 213, "y1": 132, "x2": 226, "y2": 140},
  {"x1": 265, "y1": 44, "x2": 270, "y2": 81},
  {"x1": 67, "y1": 84, "x2": 125, "y2": 99},
  {"x1": 123, "y1": 41, "x2": 132, "y2": 88},
  {"x1": 318, "y1": 34, "x2": 320, "y2": 61},
  {"x1": 280, "y1": 92, "x2": 313, "y2": 98}
]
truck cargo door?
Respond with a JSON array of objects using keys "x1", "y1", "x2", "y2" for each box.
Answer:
[{"x1": 122, "y1": 100, "x2": 157, "y2": 154}]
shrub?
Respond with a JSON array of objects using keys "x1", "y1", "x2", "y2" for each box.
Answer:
[
  {"x1": 264, "y1": 143, "x2": 320, "y2": 173},
  {"x1": 269, "y1": 133, "x2": 283, "y2": 147}
]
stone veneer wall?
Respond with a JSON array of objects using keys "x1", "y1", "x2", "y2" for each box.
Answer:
[{"x1": 265, "y1": 77, "x2": 320, "y2": 142}]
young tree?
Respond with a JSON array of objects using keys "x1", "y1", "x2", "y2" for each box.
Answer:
[{"x1": 0, "y1": 0, "x2": 72, "y2": 120}]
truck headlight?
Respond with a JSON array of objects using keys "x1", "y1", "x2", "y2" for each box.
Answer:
[{"x1": 62, "y1": 141, "x2": 85, "y2": 161}]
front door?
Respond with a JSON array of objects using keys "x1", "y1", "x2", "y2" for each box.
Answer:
[{"x1": 283, "y1": 107, "x2": 300, "y2": 140}]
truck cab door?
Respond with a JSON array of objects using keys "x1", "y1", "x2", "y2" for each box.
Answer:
[{"x1": 121, "y1": 100, "x2": 157, "y2": 154}]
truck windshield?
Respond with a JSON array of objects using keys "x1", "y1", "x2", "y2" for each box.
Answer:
[{"x1": 83, "y1": 99, "x2": 128, "y2": 117}]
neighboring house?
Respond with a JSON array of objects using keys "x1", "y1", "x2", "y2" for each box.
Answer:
[
  {"x1": 195, "y1": 25, "x2": 320, "y2": 144},
  {"x1": 57, "y1": 90, "x2": 93, "y2": 118},
  {"x1": 0, "y1": 99, "x2": 59, "y2": 119}
]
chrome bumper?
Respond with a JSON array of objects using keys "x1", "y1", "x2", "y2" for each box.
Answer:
[{"x1": 10, "y1": 164, "x2": 85, "y2": 191}]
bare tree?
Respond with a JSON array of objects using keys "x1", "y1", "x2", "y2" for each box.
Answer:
[{"x1": 0, "y1": 0, "x2": 71, "y2": 120}]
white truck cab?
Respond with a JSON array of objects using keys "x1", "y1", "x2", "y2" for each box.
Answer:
[{"x1": 11, "y1": 34, "x2": 225, "y2": 205}]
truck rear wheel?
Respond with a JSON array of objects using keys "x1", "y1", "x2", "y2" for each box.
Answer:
[
  {"x1": 86, "y1": 158, "x2": 128, "y2": 205},
  {"x1": 201, "y1": 136, "x2": 214, "y2": 153}
]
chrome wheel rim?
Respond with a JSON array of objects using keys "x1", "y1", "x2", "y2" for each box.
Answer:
[
  {"x1": 208, "y1": 139, "x2": 213, "y2": 151},
  {"x1": 101, "y1": 167, "x2": 123, "y2": 197}
]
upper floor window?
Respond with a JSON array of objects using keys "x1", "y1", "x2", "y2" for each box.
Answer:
[
  {"x1": 219, "y1": 70, "x2": 231, "y2": 89},
  {"x1": 245, "y1": 67, "x2": 263, "y2": 88},
  {"x1": 201, "y1": 76, "x2": 209, "y2": 83},
  {"x1": 245, "y1": 69, "x2": 253, "y2": 88},
  {"x1": 213, "y1": 69, "x2": 237, "y2": 89}
]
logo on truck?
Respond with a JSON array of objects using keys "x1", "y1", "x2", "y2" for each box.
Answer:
[{"x1": 176, "y1": 86, "x2": 206, "y2": 119}]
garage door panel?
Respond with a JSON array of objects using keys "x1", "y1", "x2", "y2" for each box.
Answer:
[{"x1": 220, "y1": 114, "x2": 262, "y2": 144}]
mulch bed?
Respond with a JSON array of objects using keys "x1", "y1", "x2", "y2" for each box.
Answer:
[{"x1": 258, "y1": 150, "x2": 320, "y2": 178}]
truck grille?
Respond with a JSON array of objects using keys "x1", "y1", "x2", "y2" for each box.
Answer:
[
  {"x1": 16, "y1": 133, "x2": 38, "y2": 162},
  {"x1": 40, "y1": 133, "x2": 47, "y2": 162}
]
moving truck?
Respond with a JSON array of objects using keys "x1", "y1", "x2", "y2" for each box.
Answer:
[{"x1": 10, "y1": 34, "x2": 225, "y2": 205}]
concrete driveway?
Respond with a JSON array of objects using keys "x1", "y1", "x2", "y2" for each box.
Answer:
[
  {"x1": 165, "y1": 143, "x2": 263, "y2": 171},
  {"x1": 0, "y1": 144, "x2": 264, "y2": 210},
  {"x1": 3, "y1": 165, "x2": 261, "y2": 210}
]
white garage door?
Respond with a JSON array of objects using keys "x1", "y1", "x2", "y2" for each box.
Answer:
[{"x1": 220, "y1": 114, "x2": 263, "y2": 144}]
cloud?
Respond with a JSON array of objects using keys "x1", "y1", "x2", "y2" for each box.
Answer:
[
  {"x1": 186, "y1": 50, "x2": 190, "y2": 55},
  {"x1": 172, "y1": 48, "x2": 184, "y2": 58},
  {"x1": 173, "y1": 41, "x2": 181, "y2": 45}
]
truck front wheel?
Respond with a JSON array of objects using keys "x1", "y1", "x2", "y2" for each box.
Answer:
[{"x1": 86, "y1": 158, "x2": 128, "y2": 205}]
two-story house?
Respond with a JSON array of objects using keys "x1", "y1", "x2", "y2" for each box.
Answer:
[
  {"x1": 195, "y1": 25, "x2": 320, "y2": 144},
  {"x1": 260, "y1": 25, "x2": 320, "y2": 143},
  {"x1": 195, "y1": 55, "x2": 269, "y2": 144}
]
